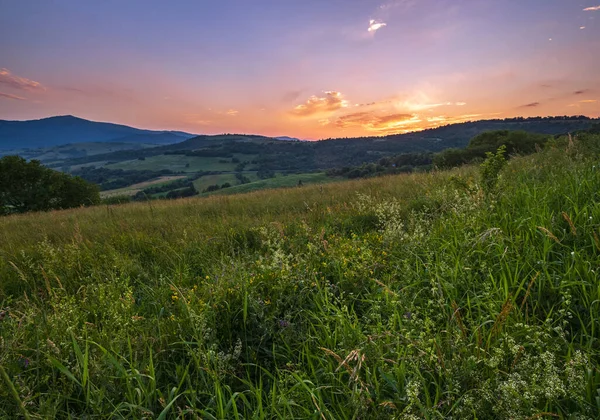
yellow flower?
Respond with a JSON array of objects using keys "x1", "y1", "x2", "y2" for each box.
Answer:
[
  {"x1": 171, "y1": 294, "x2": 179, "y2": 301},
  {"x1": 169, "y1": 314, "x2": 176, "y2": 321}
]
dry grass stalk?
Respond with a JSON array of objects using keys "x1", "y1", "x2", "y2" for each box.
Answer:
[
  {"x1": 373, "y1": 279, "x2": 397, "y2": 296},
  {"x1": 520, "y1": 272, "x2": 539, "y2": 312},
  {"x1": 561, "y1": 212, "x2": 577, "y2": 236},
  {"x1": 526, "y1": 412, "x2": 559, "y2": 419},
  {"x1": 537, "y1": 226, "x2": 560, "y2": 243},
  {"x1": 593, "y1": 231, "x2": 600, "y2": 251},
  {"x1": 451, "y1": 301, "x2": 467, "y2": 339},
  {"x1": 491, "y1": 299, "x2": 513, "y2": 337}
]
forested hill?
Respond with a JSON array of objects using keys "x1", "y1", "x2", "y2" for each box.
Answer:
[{"x1": 55, "y1": 116, "x2": 599, "y2": 171}]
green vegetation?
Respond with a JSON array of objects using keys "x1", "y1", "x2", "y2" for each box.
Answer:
[
  {"x1": 1, "y1": 132, "x2": 600, "y2": 418},
  {"x1": 104, "y1": 154, "x2": 256, "y2": 173},
  {"x1": 433, "y1": 130, "x2": 549, "y2": 169},
  {"x1": 327, "y1": 153, "x2": 434, "y2": 179},
  {"x1": 206, "y1": 172, "x2": 332, "y2": 196},
  {"x1": 49, "y1": 117, "x2": 597, "y2": 201},
  {"x1": 0, "y1": 142, "x2": 155, "y2": 167},
  {"x1": 0, "y1": 156, "x2": 100, "y2": 215}
]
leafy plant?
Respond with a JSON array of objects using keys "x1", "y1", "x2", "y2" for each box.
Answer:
[{"x1": 480, "y1": 144, "x2": 507, "y2": 193}]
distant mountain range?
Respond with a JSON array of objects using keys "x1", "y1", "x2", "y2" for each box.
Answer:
[
  {"x1": 0, "y1": 115, "x2": 197, "y2": 150},
  {"x1": 1, "y1": 115, "x2": 598, "y2": 167}
]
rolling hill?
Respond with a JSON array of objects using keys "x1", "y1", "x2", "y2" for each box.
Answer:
[{"x1": 0, "y1": 115, "x2": 196, "y2": 150}]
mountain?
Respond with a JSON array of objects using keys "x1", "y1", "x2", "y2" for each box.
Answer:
[
  {"x1": 0, "y1": 115, "x2": 196, "y2": 150},
  {"x1": 275, "y1": 136, "x2": 303, "y2": 142}
]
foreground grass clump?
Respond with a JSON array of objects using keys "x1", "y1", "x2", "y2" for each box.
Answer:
[{"x1": 1, "y1": 135, "x2": 600, "y2": 419}]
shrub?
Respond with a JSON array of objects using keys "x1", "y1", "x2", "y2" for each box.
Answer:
[{"x1": 480, "y1": 144, "x2": 507, "y2": 193}]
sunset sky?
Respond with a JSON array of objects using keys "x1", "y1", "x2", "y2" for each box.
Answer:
[{"x1": 0, "y1": 0, "x2": 599, "y2": 139}]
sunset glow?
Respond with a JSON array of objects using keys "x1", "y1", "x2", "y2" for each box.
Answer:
[{"x1": 0, "y1": 0, "x2": 598, "y2": 139}]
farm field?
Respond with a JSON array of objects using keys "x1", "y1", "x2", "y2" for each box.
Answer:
[
  {"x1": 105, "y1": 153, "x2": 259, "y2": 173},
  {"x1": 99, "y1": 176, "x2": 188, "y2": 198},
  {"x1": 1, "y1": 134, "x2": 600, "y2": 418},
  {"x1": 205, "y1": 172, "x2": 333, "y2": 196}
]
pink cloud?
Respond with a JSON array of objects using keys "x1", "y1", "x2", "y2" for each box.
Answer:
[{"x1": 0, "y1": 68, "x2": 45, "y2": 91}]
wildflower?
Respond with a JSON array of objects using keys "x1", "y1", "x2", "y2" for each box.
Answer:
[
  {"x1": 19, "y1": 357, "x2": 30, "y2": 368},
  {"x1": 264, "y1": 299, "x2": 271, "y2": 305},
  {"x1": 171, "y1": 294, "x2": 179, "y2": 301},
  {"x1": 170, "y1": 314, "x2": 176, "y2": 321},
  {"x1": 278, "y1": 320, "x2": 290, "y2": 328}
]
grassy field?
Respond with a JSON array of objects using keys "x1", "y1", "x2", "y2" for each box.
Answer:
[
  {"x1": 105, "y1": 154, "x2": 258, "y2": 173},
  {"x1": 205, "y1": 172, "x2": 334, "y2": 196},
  {"x1": 99, "y1": 176, "x2": 188, "y2": 198},
  {"x1": 193, "y1": 173, "x2": 256, "y2": 192},
  {"x1": 1, "y1": 135, "x2": 600, "y2": 418}
]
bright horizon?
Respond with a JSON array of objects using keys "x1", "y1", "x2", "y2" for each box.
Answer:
[{"x1": 1, "y1": 0, "x2": 599, "y2": 140}]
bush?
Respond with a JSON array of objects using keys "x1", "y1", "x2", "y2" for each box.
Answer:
[
  {"x1": 480, "y1": 145, "x2": 507, "y2": 193},
  {"x1": 0, "y1": 156, "x2": 100, "y2": 215}
]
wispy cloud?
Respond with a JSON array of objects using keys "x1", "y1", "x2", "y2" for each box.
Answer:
[
  {"x1": 291, "y1": 91, "x2": 349, "y2": 117},
  {"x1": 395, "y1": 98, "x2": 464, "y2": 112},
  {"x1": 574, "y1": 89, "x2": 590, "y2": 95},
  {"x1": 567, "y1": 98, "x2": 597, "y2": 108},
  {"x1": 368, "y1": 19, "x2": 387, "y2": 33},
  {"x1": 0, "y1": 92, "x2": 26, "y2": 100},
  {"x1": 583, "y1": 5, "x2": 600, "y2": 11},
  {"x1": 226, "y1": 109, "x2": 239, "y2": 116},
  {"x1": 0, "y1": 68, "x2": 45, "y2": 91},
  {"x1": 519, "y1": 102, "x2": 541, "y2": 108},
  {"x1": 281, "y1": 89, "x2": 304, "y2": 103}
]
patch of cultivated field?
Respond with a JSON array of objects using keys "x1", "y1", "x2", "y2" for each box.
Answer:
[
  {"x1": 105, "y1": 153, "x2": 258, "y2": 172},
  {"x1": 100, "y1": 175, "x2": 187, "y2": 197}
]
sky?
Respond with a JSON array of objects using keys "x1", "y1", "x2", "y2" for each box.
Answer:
[{"x1": 0, "y1": 0, "x2": 599, "y2": 140}]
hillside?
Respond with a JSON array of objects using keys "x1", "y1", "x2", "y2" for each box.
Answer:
[
  {"x1": 57, "y1": 116, "x2": 599, "y2": 170},
  {"x1": 0, "y1": 115, "x2": 196, "y2": 150},
  {"x1": 1, "y1": 132, "x2": 600, "y2": 418},
  {"x1": 50, "y1": 116, "x2": 598, "y2": 200}
]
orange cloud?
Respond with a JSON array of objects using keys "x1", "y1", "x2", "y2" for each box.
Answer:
[
  {"x1": 291, "y1": 91, "x2": 349, "y2": 117},
  {"x1": 226, "y1": 109, "x2": 239, "y2": 116},
  {"x1": 392, "y1": 91, "x2": 466, "y2": 112},
  {"x1": 0, "y1": 92, "x2": 26, "y2": 100},
  {"x1": 0, "y1": 68, "x2": 45, "y2": 91},
  {"x1": 335, "y1": 111, "x2": 417, "y2": 132}
]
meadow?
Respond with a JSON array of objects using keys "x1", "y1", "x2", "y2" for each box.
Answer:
[
  {"x1": 1, "y1": 133, "x2": 600, "y2": 418},
  {"x1": 104, "y1": 154, "x2": 259, "y2": 173}
]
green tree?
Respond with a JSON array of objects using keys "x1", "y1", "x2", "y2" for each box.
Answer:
[{"x1": 0, "y1": 156, "x2": 100, "y2": 215}]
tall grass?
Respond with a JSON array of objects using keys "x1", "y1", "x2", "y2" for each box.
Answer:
[{"x1": 1, "y1": 135, "x2": 599, "y2": 418}]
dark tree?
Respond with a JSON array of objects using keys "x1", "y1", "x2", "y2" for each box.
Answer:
[{"x1": 0, "y1": 156, "x2": 100, "y2": 215}]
